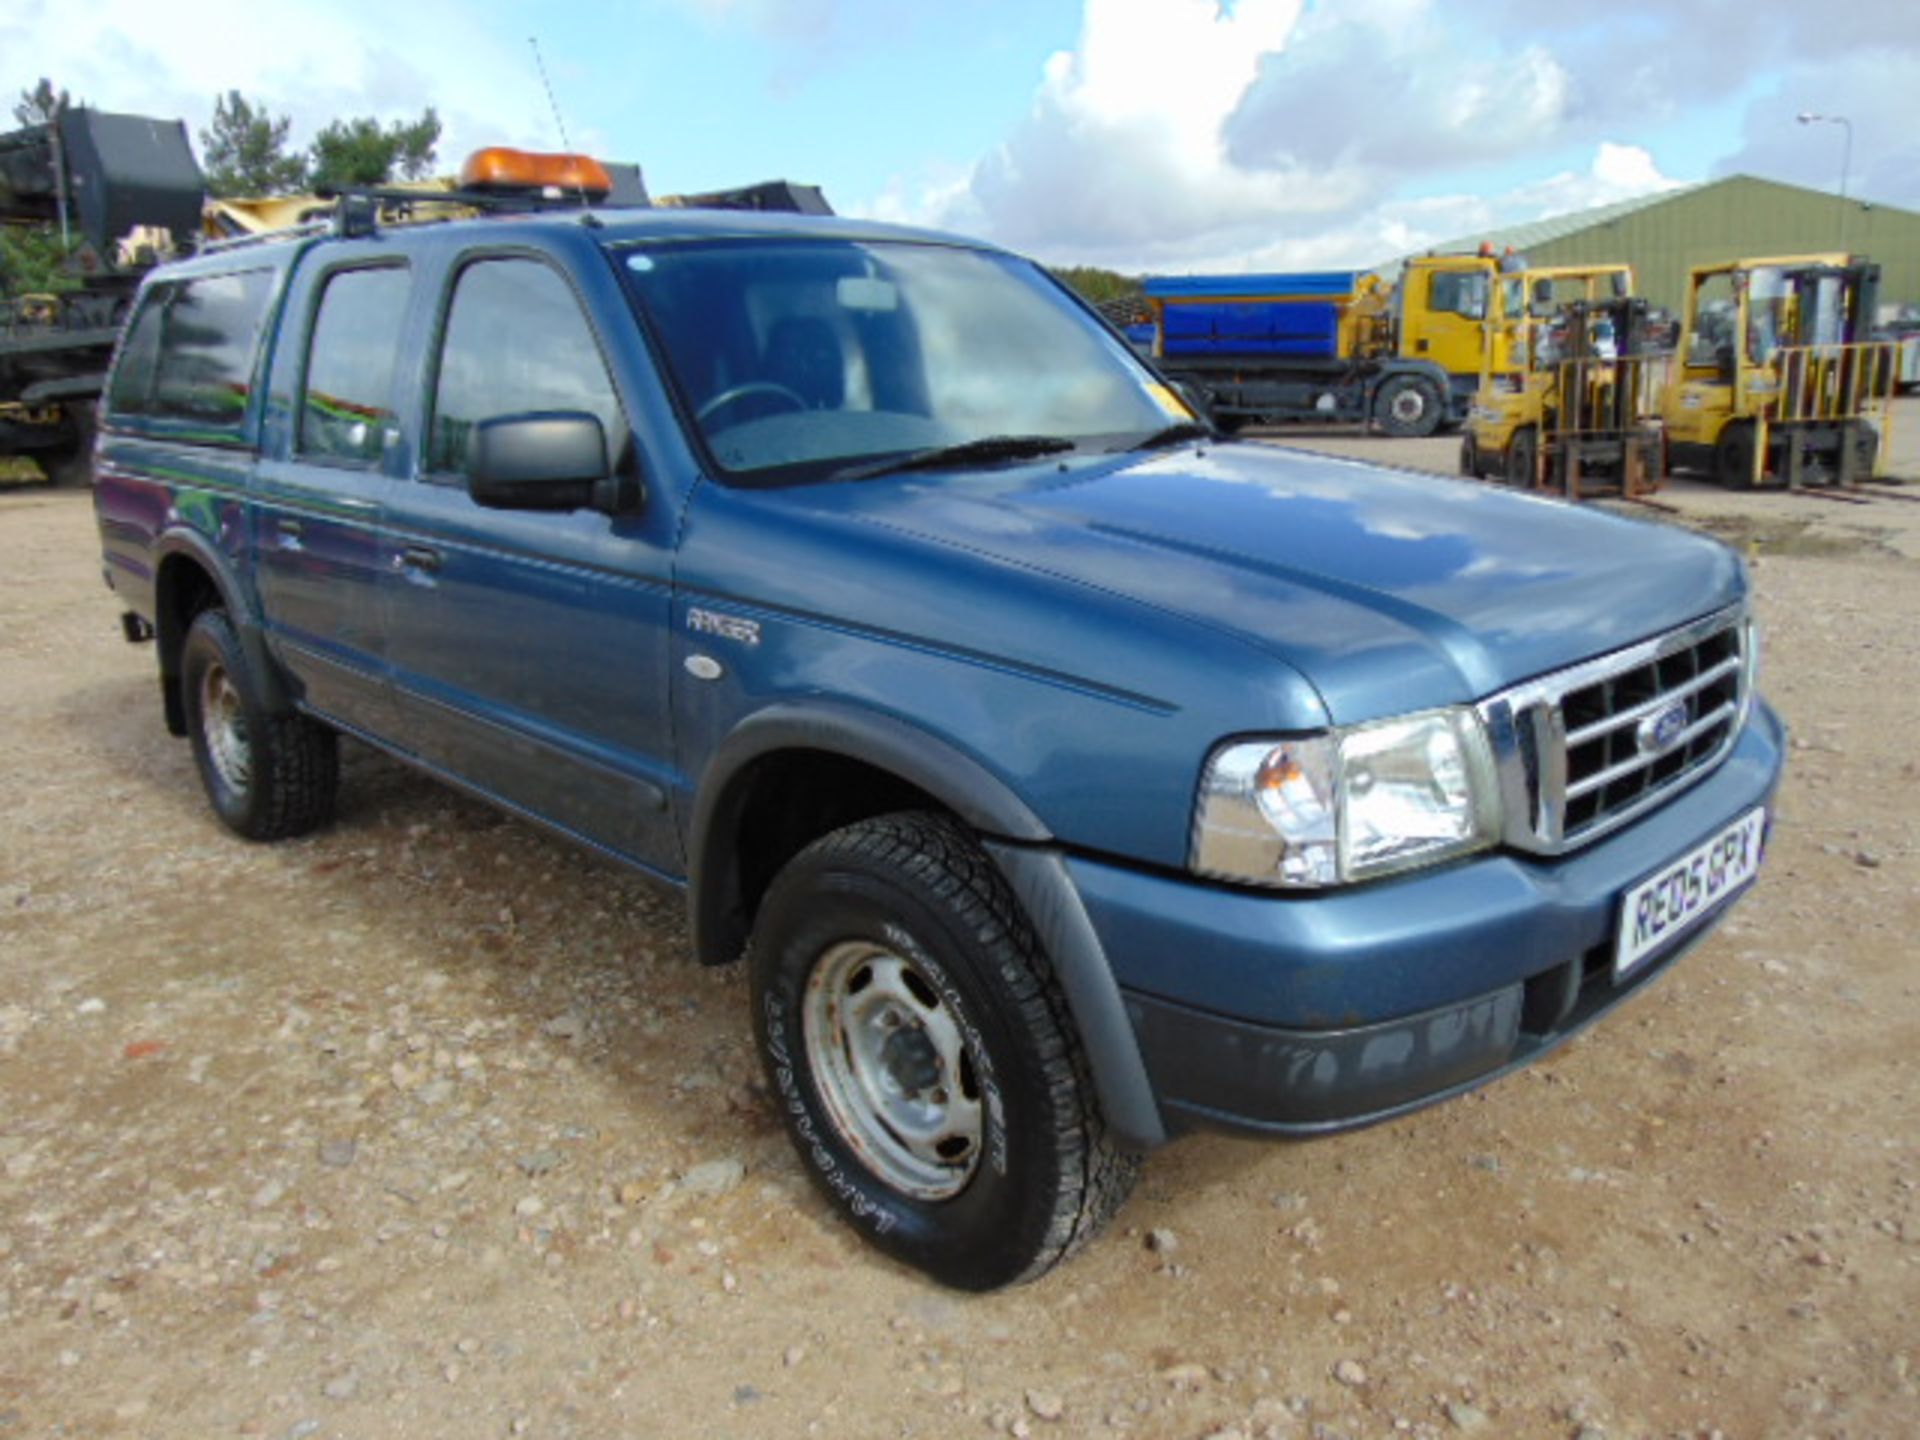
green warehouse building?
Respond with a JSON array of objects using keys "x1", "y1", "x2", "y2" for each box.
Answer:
[{"x1": 1406, "y1": 174, "x2": 1920, "y2": 318}]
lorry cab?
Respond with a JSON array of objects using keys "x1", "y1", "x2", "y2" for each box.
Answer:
[
  {"x1": 1393, "y1": 254, "x2": 1502, "y2": 379},
  {"x1": 1661, "y1": 253, "x2": 1893, "y2": 487}
]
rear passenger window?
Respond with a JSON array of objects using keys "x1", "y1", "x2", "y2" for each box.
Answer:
[
  {"x1": 429, "y1": 258, "x2": 624, "y2": 477},
  {"x1": 107, "y1": 270, "x2": 275, "y2": 439},
  {"x1": 299, "y1": 266, "x2": 411, "y2": 465}
]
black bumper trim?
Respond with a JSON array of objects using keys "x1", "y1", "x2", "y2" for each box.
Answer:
[{"x1": 1129, "y1": 906, "x2": 1725, "y2": 1140}]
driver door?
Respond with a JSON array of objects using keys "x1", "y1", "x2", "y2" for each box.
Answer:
[{"x1": 379, "y1": 252, "x2": 680, "y2": 873}]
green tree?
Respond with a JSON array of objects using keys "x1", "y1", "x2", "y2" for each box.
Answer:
[
  {"x1": 12, "y1": 76, "x2": 78, "y2": 127},
  {"x1": 199, "y1": 91, "x2": 308, "y2": 197},
  {"x1": 1051, "y1": 265, "x2": 1143, "y2": 306},
  {"x1": 306, "y1": 108, "x2": 442, "y2": 191},
  {"x1": 0, "y1": 228, "x2": 79, "y2": 296}
]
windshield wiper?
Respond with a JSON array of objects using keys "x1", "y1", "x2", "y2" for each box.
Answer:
[
  {"x1": 833, "y1": 434, "x2": 1076, "y2": 482},
  {"x1": 1117, "y1": 420, "x2": 1215, "y2": 453}
]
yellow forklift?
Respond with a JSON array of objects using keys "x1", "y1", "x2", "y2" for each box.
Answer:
[
  {"x1": 1460, "y1": 265, "x2": 1662, "y2": 498},
  {"x1": 1661, "y1": 254, "x2": 1894, "y2": 487}
]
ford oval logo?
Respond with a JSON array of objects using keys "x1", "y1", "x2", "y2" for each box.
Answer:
[{"x1": 1637, "y1": 701, "x2": 1690, "y2": 756}]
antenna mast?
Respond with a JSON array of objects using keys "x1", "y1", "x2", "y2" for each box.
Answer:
[{"x1": 529, "y1": 37, "x2": 591, "y2": 209}]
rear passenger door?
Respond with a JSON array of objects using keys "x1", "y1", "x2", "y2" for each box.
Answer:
[
  {"x1": 379, "y1": 252, "x2": 679, "y2": 873},
  {"x1": 254, "y1": 257, "x2": 415, "y2": 735}
]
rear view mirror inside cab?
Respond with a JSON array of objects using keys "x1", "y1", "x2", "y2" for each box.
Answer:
[{"x1": 836, "y1": 277, "x2": 898, "y2": 312}]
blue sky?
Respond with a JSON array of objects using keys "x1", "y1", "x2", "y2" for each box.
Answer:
[{"x1": 6, "y1": 0, "x2": 1916, "y2": 273}]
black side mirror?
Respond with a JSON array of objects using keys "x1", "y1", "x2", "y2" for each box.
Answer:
[
  {"x1": 1173, "y1": 380, "x2": 1218, "y2": 427},
  {"x1": 468, "y1": 411, "x2": 640, "y2": 513}
]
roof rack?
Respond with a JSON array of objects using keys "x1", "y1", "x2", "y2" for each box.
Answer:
[
  {"x1": 196, "y1": 183, "x2": 613, "y2": 255},
  {"x1": 199, "y1": 219, "x2": 335, "y2": 255},
  {"x1": 189, "y1": 159, "x2": 833, "y2": 256}
]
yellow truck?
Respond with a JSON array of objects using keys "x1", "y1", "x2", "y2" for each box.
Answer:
[
  {"x1": 1460, "y1": 264, "x2": 1662, "y2": 498},
  {"x1": 1661, "y1": 254, "x2": 1894, "y2": 487},
  {"x1": 1138, "y1": 252, "x2": 1545, "y2": 438}
]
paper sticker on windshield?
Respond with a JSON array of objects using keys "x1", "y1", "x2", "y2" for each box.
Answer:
[{"x1": 1144, "y1": 382, "x2": 1194, "y2": 420}]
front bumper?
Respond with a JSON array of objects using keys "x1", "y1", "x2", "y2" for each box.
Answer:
[{"x1": 1074, "y1": 700, "x2": 1786, "y2": 1138}]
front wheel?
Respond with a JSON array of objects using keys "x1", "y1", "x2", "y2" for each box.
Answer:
[
  {"x1": 750, "y1": 812, "x2": 1139, "y2": 1290},
  {"x1": 1502, "y1": 427, "x2": 1538, "y2": 487},
  {"x1": 1373, "y1": 375, "x2": 1443, "y2": 438},
  {"x1": 181, "y1": 608, "x2": 339, "y2": 840}
]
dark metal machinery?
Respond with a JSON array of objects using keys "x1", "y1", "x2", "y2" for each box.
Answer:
[
  {"x1": 1, "y1": 109, "x2": 204, "y2": 482},
  {"x1": 1540, "y1": 297, "x2": 1663, "y2": 500}
]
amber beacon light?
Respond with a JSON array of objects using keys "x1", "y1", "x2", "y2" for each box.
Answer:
[{"x1": 459, "y1": 147, "x2": 613, "y2": 198}]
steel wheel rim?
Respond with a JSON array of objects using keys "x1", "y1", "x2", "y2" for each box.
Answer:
[
  {"x1": 199, "y1": 662, "x2": 251, "y2": 794},
  {"x1": 801, "y1": 939, "x2": 984, "y2": 1200},
  {"x1": 1390, "y1": 387, "x2": 1426, "y2": 423}
]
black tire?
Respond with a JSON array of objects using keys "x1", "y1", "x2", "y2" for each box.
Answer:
[
  {"x1": 1502, "y1": 427, "x2": 1538, "y2": 487},
  {"x1": 181, "y1": 608, "x2": 338, "y2": 840},
  {"x1": 1459, "y1": 433, "x2": 1479, "y2": 478},
  {"x1": 1714, "y1": 421, "x2": 1760, "y2": 489},
  {"x1": 1373, "y1": 375, "x2": 1443, "y2": 438},
  {"x1": 750, "y1": 811, "x2": 1139, "y2": 1290}
]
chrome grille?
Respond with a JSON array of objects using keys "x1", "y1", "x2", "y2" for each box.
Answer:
[{"x1": 1479, "y1": 607, "x2": 1751, "y2": 854}]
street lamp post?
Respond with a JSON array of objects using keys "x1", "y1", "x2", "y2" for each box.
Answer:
[{"x1": 1796, "y1": 111, "x2": 1854, "y2": 252}]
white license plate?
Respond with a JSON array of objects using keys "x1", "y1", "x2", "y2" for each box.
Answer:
[{"x1": 1614, "y1": 807, "x2": 1767, "y2": 978}]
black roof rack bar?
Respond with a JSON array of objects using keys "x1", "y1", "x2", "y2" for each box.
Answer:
[
  {"x1": 311, "y1": 184, "x2": 613, "y2": 211},
  {"x1": 199, "y1": 219, "x2": 334, "y2": 255}
]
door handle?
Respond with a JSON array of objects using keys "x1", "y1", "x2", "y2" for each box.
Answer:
[{"x1": 398, "y1": 545, "x2": 443, "y2": 574}]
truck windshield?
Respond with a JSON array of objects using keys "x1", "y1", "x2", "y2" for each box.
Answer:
[{"x1": 615, "y1": 238, "x2": 1180, "y2": 483}]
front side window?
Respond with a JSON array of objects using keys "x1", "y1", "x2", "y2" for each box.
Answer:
[
  {"x1": 618, "y1": 239, "x2": 1179, "y2": 483},
  {"x1": 299, "y1": 266, "x2": 411, "y2": 465},
  {"x1": 108, "y1": 269, "x2": 275, "y2": 437},
  {"x1": 1686, "y1": 273, "x2": 1736, "y2": 371},
  {"x1": 429, "y1": 258, "x2": 624, "y2": 477},
  {"x1": 1429, "y1": 270, "x2": 1489, "y2": 321}
]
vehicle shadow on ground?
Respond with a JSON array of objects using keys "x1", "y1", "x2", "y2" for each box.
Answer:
[{"x1": 55, "y1": 674, "x2": 1291, "y2": 1263}]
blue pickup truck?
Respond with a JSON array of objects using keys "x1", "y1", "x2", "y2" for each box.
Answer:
[{"x1": 91, "y1": 170, "x2": 1783, "y2": 1290}]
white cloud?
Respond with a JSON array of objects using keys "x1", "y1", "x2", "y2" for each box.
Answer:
[
  {"x1": 1502, "y1": 143, "x2": 1685, "y2": 224},
  {"x1": 1714, "y1": 50, "x2": 1920, "y2": 206},
  {"x1": 893, "y1": 0, "x2": 1339, "y2": 268},
  {"x1": 0, "y1": 0, "x2": 564, "y2": 176},
  {"x1": 852, "y1": 0, "x2": 1665, "y2": 273},
  {"x1": 1222, "y1": 1, "x2": 1573, "y2": 178},
  {"x1": 854, "y1": 0, "x2": 1915, "y2": 275}
]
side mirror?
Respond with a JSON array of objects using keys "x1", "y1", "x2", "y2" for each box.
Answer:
[
  {"x1": 1173, "y1": 379, "x2": 1219, "y2": 429},
  {"x1": 468, "y1": 411, "x2": 640, "y2": 513}
]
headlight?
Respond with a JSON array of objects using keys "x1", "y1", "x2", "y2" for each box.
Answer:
[{"x1": 1192, "y1": 708, "x2": 1500, "y2": 888}]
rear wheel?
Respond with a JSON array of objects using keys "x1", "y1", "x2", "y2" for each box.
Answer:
[
  {"x1": 181, "y1": 609, "x2": 338, "y2": 840},
  {"x1": 750, "y1": 812, "x2": 1139, "y2": 1290},
  {"x1": 1373, "y1": 375, "x2": 1443, "y2": 438}
]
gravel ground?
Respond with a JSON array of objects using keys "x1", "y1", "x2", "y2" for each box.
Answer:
[{"x1": 1, "y1": 437, "x2": 1917, "y2": 1439}]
